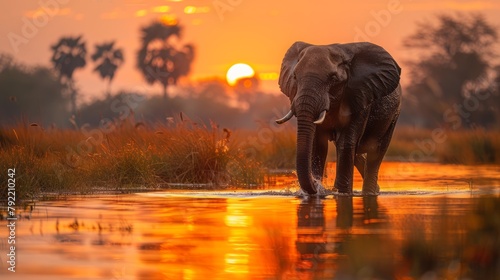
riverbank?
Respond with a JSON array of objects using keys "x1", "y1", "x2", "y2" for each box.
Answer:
[{"x1": 0, "y1": 121, "x2": 499, "y2": 200}]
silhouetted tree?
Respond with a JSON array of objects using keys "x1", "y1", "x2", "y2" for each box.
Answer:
[
  {"x1": 77, "y1": 78, "x2": 290, "y2": 130},
  {"x1": 0, "y1": 54, "x2": 14, "y2": 72},
  {"x1": 0, "y1": 54, "x2": 69, "y2": 126},
  {"x1": 137, "y1": 21, "x2": 195, "y2": 99},
  {"x1": 489, "y1": 65, "x2": 500, "y2": 125},
  {"x1": 402, "y1": 13, "x2": 498, "y2": 128},
  {"x1": 91, "y1": 41, "x2": 124, "y2": 96},
  {"x1": 50, "y1": 36, "x2": 87, "y2": 114}
]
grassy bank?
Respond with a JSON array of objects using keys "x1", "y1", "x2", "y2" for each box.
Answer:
[
  {"x1": 388, "y1": 126, "x2": 500, "y2": 164},
  {"x1": 1, "y1": 120, "x2": 499, "y2": 200},
  {"x1": 0, "y1": 119, "x2": 295, "y2": 201}
]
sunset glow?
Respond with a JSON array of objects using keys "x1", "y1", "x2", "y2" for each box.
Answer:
[
  {"x1": 135, "y1": 9, "x2": 147, "y2": 17},
  {"x1": 184, "y1": 6, "x2": 210, "y2": 14},
  {"x1": 226, "y1": 63, "x2": 255, "y2": 86},
  {"x1": 1, "y1": 2, "x2": 500, "y2": 279},
  {"x1": 159, "y1": 14, "x2": 178, "y2": 25},
  {"x1": 152, "y1": 5, "x2": 170, "y2": 13},
  {"x1": 258, "y1": 72, "x2": 279, "y2": 81},
  {"x1": 2, "y1": 1, "x2": 500, "y2": 97}
]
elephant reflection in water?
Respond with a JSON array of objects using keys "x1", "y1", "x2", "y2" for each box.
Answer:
[
  {"x1": 336, "y1": 196, "x2": 380, "y2": 228},
  {"x1": 335, "y1": 197, "x2": 395, "y2": 279},
  {"x1": 296, "y1": 198, "x2": 327, "y2": 271},
  {"x1": 295, "y1": 197, "x2": 382, "y2": 276}
]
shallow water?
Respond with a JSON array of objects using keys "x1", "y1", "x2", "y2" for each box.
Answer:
[{"x1": 1, "y1": 163, "x2": 499, "y2": 279}]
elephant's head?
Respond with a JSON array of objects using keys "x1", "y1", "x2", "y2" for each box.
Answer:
[{"x1": 276, "y1": 41, "x2": 401, "y2": 194}]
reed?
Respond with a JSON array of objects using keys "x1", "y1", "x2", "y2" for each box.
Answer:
[
  {"x1": 0, "y1": 121, "x2": 498, "y2": 201},
  {"x1": 0, "y1": 118, "x2": 263, "y2": 200},
  {"x1": 436, "y1": 129, "x2": 500, "y2": 164}
]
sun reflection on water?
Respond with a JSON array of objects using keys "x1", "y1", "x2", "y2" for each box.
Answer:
[
  {"x1": 0, "y1": 163, "x2": 499, "y2": 279},
  {"x1": 224, "y1": 200, "x2": 253, "y2": 274}
]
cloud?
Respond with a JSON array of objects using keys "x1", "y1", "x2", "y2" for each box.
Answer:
[
  {"x1": 184, "y1": 6, "x2": 210, "y2": 14},
  {"x1": 74, "y1": 13, "x2": 84, "y2": 21},
  {"x1": 24, "y1": 7, "x2": 72, "y2": 18},
  {"x1": 152, "y1": 6, "x2": 171, "y2": 13},
  {"x1": 135, "y1": 9, "x2": 147, "y2": 17},
  {"x1": 101, "y1": 8, "x2": 135, "y2": 20},
  {"x1": 100, "y1": 10, "x2": 121, "y2": 20}
]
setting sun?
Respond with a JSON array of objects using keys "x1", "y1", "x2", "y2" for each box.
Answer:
[{"x1": 226, "y1": 63, "x2": 255, "y2": 86}]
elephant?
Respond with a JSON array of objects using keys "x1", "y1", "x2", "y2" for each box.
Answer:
[{"x1": 275, "y1": 41, "x2": 401, "y2": 195}]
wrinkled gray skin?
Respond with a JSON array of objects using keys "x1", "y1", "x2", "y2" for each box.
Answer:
[{"x1": 276, "y1": 42, "x2": 401, "y2": 195}]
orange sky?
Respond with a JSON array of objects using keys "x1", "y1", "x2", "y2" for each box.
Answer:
[{"x1": 2, "y1": 0, "x2": 500, "y2": 102}]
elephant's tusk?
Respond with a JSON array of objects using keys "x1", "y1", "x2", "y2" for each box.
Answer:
[
  {"x1": 313, "y1": 110, "x2": 327, "y2": 124},
  {"x1": 275, "y1": 110, "x2": 294, "y2": 124}
]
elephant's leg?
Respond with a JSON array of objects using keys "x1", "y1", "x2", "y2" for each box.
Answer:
[
  {"x1": 334, "y1": 143, "x2": 356, "y2": 194},
  {"x1": 312, "y1": 130, "x2": 329, "y2": 181},
  {"x1": 335, "y1": 111, "x2": 370, "y2": 194},
  {"x1": 362, "y1": 117, "x2": 398, "y2": 195},
  {"x1": 355, "y1": 154, "x2": 381, "y2": 191},
  {"x1": 354, "y1": 154, "x2": 366, "y2": 178},
  {"x1": 362, "y1": 152, "x2": 383, "y2": 195}
]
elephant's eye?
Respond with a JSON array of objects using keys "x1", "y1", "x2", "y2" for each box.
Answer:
[{"x1": 328, "y1": 72, "x2": 338, "y2": 81}]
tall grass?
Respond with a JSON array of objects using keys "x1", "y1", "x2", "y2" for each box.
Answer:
[
  {"x1": 388, "y1": 126, "x2": 500, "y2": 164},
  {"x1": 385, "y1": 126, "x2": 434, "y2": 159},
  {"x1": 235, "y1": 124, "x2": 297, "y2": 170},
  {"x1": 1, "y1": 120, "x2": 499, "y2": 201},
  {"x1": 0, "y1": 119, "x2": 267, "y2": 200},
  {"x1": 437, "y1": 129, "x2": 500, "y2": 164}
]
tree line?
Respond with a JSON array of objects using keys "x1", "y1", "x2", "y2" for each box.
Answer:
[
  {"x1": 0, "y1": 13, "x2": 499, "y2": 129},
  {"x1": 401, "y1": 13, "x2": 500, "y2": 129},
  {"x1": 49, "y1": 20, "x2": 194, "y2": 114}
]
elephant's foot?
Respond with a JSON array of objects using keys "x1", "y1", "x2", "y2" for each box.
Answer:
[
  {"x1": 362, "y1": 184, "x2": 380, "y2": 196},
  {"x1": 361, "y1": 190, "x2": 380, "y2": 196},
  {"x1": 335, "y1": 191, "x2": 353, "y2": 197},
  {"x1": 334, "y1": 185, "x2": 353, "y2": 196}
]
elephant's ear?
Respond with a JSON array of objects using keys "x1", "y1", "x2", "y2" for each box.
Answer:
[
  {"x1": 279, "y1": 41, "x2": 312, "y2": 101},
  {"x1": 339, "y1": 42, "x2": 401, "y2": 102}
]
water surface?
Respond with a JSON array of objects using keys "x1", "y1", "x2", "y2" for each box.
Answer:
[{"x1": 1, "y1": 163, "x2": 499, "y2": 279}]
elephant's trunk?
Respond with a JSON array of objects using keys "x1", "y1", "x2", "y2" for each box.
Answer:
[
  {"x1": 296, "y1": 117, "x2": 316, "y2": 194},
  {"x1": 295, "y1": 100, "x2": 318, "y2": 195}
]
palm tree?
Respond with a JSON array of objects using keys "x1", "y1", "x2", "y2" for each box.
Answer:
[
  {"x1": 50, "y1": 36, "x2": 86, "y2": 114},
  {"x1": 137, "y1": 21, "x2": 195, "y2": 99},
  {"x1": 171, "y1": 44, "x2": 194, "y2": 84},
  {"x1": 91, "y1": 41, "x2": 124, "y2": 96}
]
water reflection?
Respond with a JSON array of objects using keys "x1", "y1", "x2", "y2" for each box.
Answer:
[
  {"x1": 336, "y1": 196, "x2": 353, "y2": 228},
  {"x1": 296, "y1": 198, "x2": 326, "y2": 271},
  {"x1": 225, "y1": 200, "x2": 251, "y2": 275},
  {"x1": 295, "y1": 196, "x2": 389, "y2": 279},
  {"x1": 333, "y1": 196, "x2": 396, "y2": 279},
  {"x1": 335, "y1": 196, "x2": 383, "y2": 229},
  {"x1": 0, "y1": 163, "x2": 499, "y2": 279}
]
